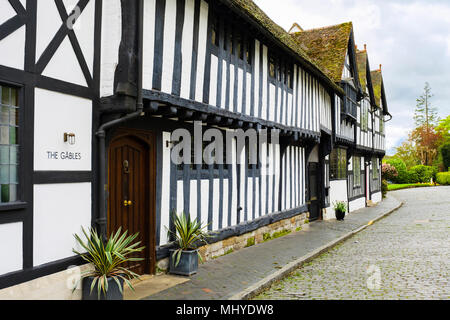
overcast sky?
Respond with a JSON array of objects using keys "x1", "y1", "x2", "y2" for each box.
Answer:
[{"x1": 254, "y1": 0, "x2": 450, "y2": 155}]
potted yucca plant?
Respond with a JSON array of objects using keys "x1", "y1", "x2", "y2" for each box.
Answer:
[
  {"x1": 72, "y1": 227, "x2": 145, "y2": 300},
  {"x1": 167, "y1": 211, "x2": 210, "y2": 276},
  {"x1": 333, "y1": 201, "x2": 347, "y2": 221}
]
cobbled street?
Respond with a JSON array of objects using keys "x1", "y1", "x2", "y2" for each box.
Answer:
[{"x1": 254, "y1": 187, "x2": 450, "y2": 300}]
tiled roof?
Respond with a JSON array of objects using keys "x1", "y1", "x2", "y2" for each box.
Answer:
[
  {"x1": 356, "y1": 49, "x2": 368, "y2": 90},
  {"x1": 370, "y1": 69, "x2": 383, "y2": 108},
  {"x1": 290, "y1": 22, "x2": 353, "y2": 83}
]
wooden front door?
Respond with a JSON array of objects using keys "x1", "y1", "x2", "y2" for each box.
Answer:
[
  {"x1": 108, "y1": 132, "x2": 156, "y2": 275},
  {"x1": 308, "y1": 162, "x2": 321, "y2": 221}
]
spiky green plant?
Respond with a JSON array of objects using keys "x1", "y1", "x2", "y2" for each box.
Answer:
[
  {"x1": 72, "y1": 227, "x2": 145, "y2": 299},
  {"x1": 167, "y1": 211, "x2": 210, "y2": 267},
  {"x1": 333, "y1": 201, "x2": 347, "y2": 213}
]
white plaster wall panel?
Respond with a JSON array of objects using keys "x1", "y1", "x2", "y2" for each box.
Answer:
[
  {"x1": 238, "y1": 145, "x2": 245, "y2": 222},
  {"x1": 159, "y1": 132, "x2": 171, "y2": 246},
  {"x1": 222, "y1": 179, "x2": 229, "y2": 228},
  {"x1": 200, "y1": 179, "x2": 209, "y2": 226},
  {"x1": 161, "y1": 0, "x2": 177, "y2": 94},
  {"x1": 209, "y1": 55, "x2": 218, "y2": 107},
  {"x1": 269, "y1": 84, "x2": 275, "y2": 122},
  {"x1": 253, "y1": 40, "x2": 260, "y2": 118},
  {"x1": 293, "y1": 65, "x2": 298, "y2": 127},
  {"x1": 0, "y1": 0, "x2": 16, "y2": 25},
  {"x1": 254, "y1": 177, "x2": 259, "y2": 219},
  {"x1": 72, "y1": 0, "x2": 95, "y2": 75},
  {"x1": 194, "y1": 0, "x2": 208, "y2": 103},
  {"x1": 285, "y1": 147, "x2": 291, "y2": 209},
  {"x1": 247, "y1": 177, "x2": 253, "y2": 222},
  {"x1": 34, "y1": 88, "x2": 92, "y2": 171},
  {"x1": 0, "y1": 26, "x2": 25, "y2": 70},
  {"x1": 33, "y1": 183, "x2": 91, "y2": 267},
  {"x1": 179, "y1": 0, "x2": 194, "y2": 99},
  {"x1": 273, "y1": 143, "x2": 280, "y2": 212},
  {"x1": 276, "y1": 86, "x2": 281, "y2": 124},
  {"x1": 245, "y1": 72, "x2": 251, "y2": 116},
  {"x1": 267, "y1": 143, "x2": 273, "y2": 213},
  {"x1": 43, "y1": 36, "x2": 87, "y2": 87},
  {"x1": 287, "y1": 93, "x2": 293, "y2": 127},
  {"x1": 212, "y1": 179, "x2": 220, "y2": 231},
  {"x1": 260, "y1": 141, "x2": 267, "y2": 215},
  {"x1": 261, "y1": 45, "x2": 268, "y2": 121},
  {"x1": 0, "y1": 222, "x2": 22, "y2": 275},
  {"x1": 36, "y1": 0, "x2": 62, "y2": 61},
  {"x1": 230, "y1": 138, "x2": 237, "y2": 226},
  {"x1": 176, "y1": 180, "x2": 184, "y2": 215},
  {"x1": 228, "y1": 64, "x2": 235, "y2": 112},
  {"x1": 349, "y1": 197, "x2": 366, "y2": 213},
  {"x1": 100, "y1": 0, "x2": 121, "y2": 97},
  {"x1": 143, "y1": 0, "x2": 156, "y2": 92},
  {"x1": 189, "y1": 180, "x2": 197, "y2": 222},
  {"x1": 237, "y1": 68, "x2": 243, "y2": 114},
  {"x1": 220, "y1": 60, "x2": 227, "y2": 109},
  {"x1": 324, "y1": 180, "x2": 348, "y2": 220},
  {"x1": 372, "y1": 192, "x2": 382, "y2": 203}
]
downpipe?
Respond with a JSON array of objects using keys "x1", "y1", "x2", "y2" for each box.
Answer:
[{"x1": 95, "y1": 0, "x2": 144, "y2": 241}]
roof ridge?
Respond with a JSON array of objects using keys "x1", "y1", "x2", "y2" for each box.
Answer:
[{"x1": 296, "y1": 21, "x2": 353, "y2": 34}]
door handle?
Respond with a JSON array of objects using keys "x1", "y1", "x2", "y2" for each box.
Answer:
[{"x1": 124, "y1": 200, "x2": 133, "y2": 207}]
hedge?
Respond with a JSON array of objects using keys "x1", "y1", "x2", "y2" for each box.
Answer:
[
  {"x1": 436, "y1": 172, "x2": 450, "y2": 185},
  {"x1": 409, "y1": 165, "x2": 437, "y2": 183}
]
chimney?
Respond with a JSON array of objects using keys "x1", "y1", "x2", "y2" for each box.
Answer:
[
  {"x1": 364, "y1": 44, "x2": 367, "y2": 51},
  {"x1": 379, "y1": 64, "x2": 382, "y2": 71}
]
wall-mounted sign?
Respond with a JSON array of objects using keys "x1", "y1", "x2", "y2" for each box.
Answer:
[{"x1": 46, "y1": 151, "x2": 82, "y2": 160}]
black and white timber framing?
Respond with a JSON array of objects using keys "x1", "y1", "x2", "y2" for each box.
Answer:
[{"x1": 0, "y1": 0, "x2": 390, "y2": 290}]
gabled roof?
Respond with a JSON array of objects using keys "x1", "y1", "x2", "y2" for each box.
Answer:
[
  {"x1": 218, "y1": 0, "x2": 344, "y2": 95},
  {"x1": 370, "y1": 69, "x2": 389, "y2": 114},
  {"x1": 290, "y1": 22, "x2": 354, "y2": 83},
  {"x1": 356, "y1": 49, "x2": 368, "y2": 90}
]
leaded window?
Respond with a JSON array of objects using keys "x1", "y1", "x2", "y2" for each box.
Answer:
[
  {"x1": 0, "y1": 85, "x2": 19, "y2": 203},
  {"x1": 330, "y1": 148, "x2": 347, "y2": 180},
  {"x1": 353, "y1": 156, "x2": 361, "y2": 187},
  {"x1": 373, "y1": 157, "x2": 379, "y2": 180}
]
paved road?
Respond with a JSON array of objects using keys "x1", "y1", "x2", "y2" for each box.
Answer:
[{"x1": 254, "y1": 187, "x2": 450, "y2": 300}]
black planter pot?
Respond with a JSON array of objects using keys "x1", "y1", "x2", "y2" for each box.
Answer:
[
  {"x1": 335, "y1": 209, "x2": 346, "y2": 221},
  {"x1": 82, "y1": 276, "x2": 124, "y2": 300},
  {"x1": 169, "y1": 249, "x2": 199, "y2": 276}
]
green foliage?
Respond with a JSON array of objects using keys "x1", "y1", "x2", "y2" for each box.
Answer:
[
  {"x1": 436, "y1": 172, "x2": 450, "y2": 185},
  {"x1": 72, "y1": 227, "x2": 145, "y2": 299},
  {"x1": 382, "y1": 179, "x2": 388, "y2": 198},
  {"x1": 387, "y1": 183, "x2": 434, "y2": 191},
  {"x1": 385, "y1": 158, "x2": 409, "y2": 183},
  {"x1": 441, "y1": 143, "x2": 450, "y2": 171},
  {"x1": 333, "y1": 201, "x2": 347, "y2": 213},
  {"x1": 409, "y1": 165, "x2": 437, "y2": 183},
  {"x1": 263, "y1": 233, "x2": 272, "y2": 242},
  {"x1": 167, "y1": 211, "x2": 210, "y2": 267},
  {"x1": 271, "y1": 229, "x2": 291, "y2": 239},
  {"x1": 246, "y1": 237, "x2": 255, "y2": 247},
  {"x1": 414, "y1": 82, "x2": 439, "y2": 128}
]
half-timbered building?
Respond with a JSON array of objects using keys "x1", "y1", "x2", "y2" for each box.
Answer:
[
  {"x1": 290, "y1": 22, "x2": 391, "y2": 219},
  {"x1": 0, "y1": 0, "x2": 390, "y2": 297}
]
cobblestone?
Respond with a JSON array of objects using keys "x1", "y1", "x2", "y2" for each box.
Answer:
[
  {"x1": 254, "y1": 187, "x2": 450, "y2": 300},
  {"x1": 143, "y1": 194, "x2": 401, "y2": 300}
]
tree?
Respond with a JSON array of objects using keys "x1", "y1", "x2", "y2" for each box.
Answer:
[
  {"x1": 410, "y1": 125, "x2": 442, "y2": 166},
  {"x1": 436, "y1": 115, "x2": 450, "y2": 144},
  {"x1": 393, "y1": 138, "x2": 420, "y2": 169},
  {"x1": 414, "y1": 82, "x2": 439, "y2": 130}
]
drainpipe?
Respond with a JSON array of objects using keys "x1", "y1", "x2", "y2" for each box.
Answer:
[{"x1": 95, "y1": 0, "x2": 144, "y2": 241}]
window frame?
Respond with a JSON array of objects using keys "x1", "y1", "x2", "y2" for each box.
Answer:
[
  {"x1": 353, "y1": 156, "x2": 361, "y2": 188},
  {"x1": 0, "y1": 81, "x2": 26, "y2": 211},
  {"x1": 330, "y1": 148, "x2": 347, "y2": 180}
]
